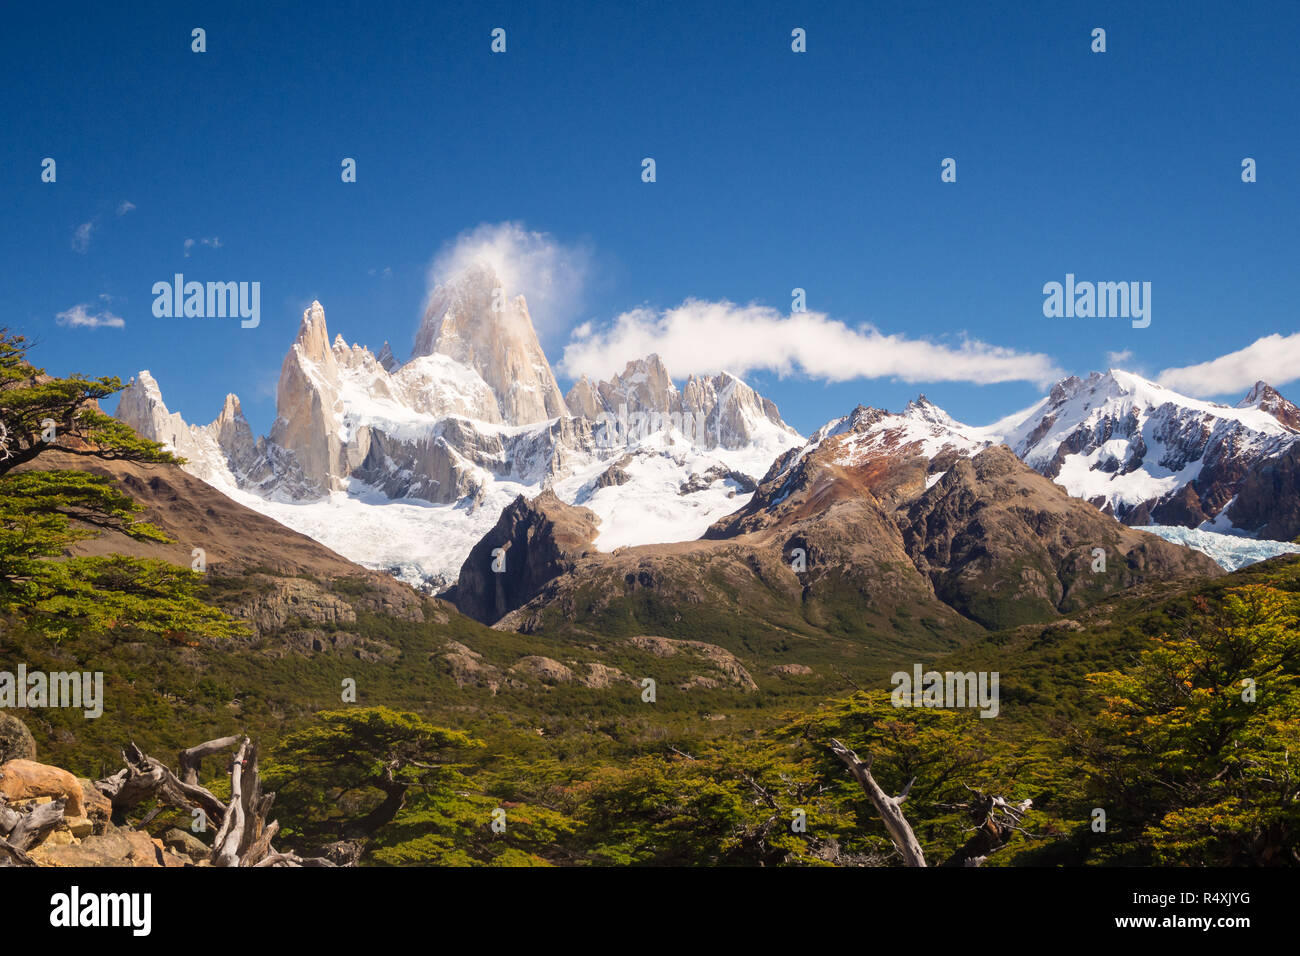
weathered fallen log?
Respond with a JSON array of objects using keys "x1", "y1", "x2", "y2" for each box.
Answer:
[
  {"x1": 95, "y1": 742, "x2": 227, "y2": 827},
  {"x1": 0, "y1": 835, "x2": 36, "y2": 867},
  {"x1": 1, "y1": 792, "x2": 65, "y2": 866},
  {"x1": 0, "y1": 796, "x2": 67, "y2": 851},
  {"x1": 253, "y1": 850, "x2": 337, "y2": 867},
  {"x1": 0, "y1": 732, "x2": 344, "y2": 869}
]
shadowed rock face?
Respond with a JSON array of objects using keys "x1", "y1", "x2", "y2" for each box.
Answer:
[
  {"x1": 1228, "y1": 443, "x2": 1300, "y2": 542},
  {"x1": 453, "y1": 490, "x2": 600, "y2": 624},
  {"x1": 897, "y1": 446, "x2": 1222, "y2": 628}
]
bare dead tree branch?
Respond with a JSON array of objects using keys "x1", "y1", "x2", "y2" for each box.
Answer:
[
  {"x1": 0, "y1": 797, "x2": 67, "y2": 851},
  {"x1": 936, "y1": 789, "x2": 1035, "y2": 867},
  {"x1": 3, "y1": 732, "x2": 334, "y2": 868},
  {"x1": 179, "y1": 735, "x2": 242, "y2": 785},
  {"x1": 829, "y1": 738, "x2": 927, "y2": 867}
]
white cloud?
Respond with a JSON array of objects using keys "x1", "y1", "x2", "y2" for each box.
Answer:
[
  {"x1": 184, "y1": 236, "x2": 221, "y2": 257},
  {"x1": 429, "y1": 222, "x2": 590, "y2": 337},
  {"x1": 1105, "y1": 349, "x2": 1134, "y2": 367},
  {"x1": 56, "y1": 304, "x2": 124, "y2": 330},
  {"x1": 72, "y1": 204, "x2": 134, "y2": 251},
  {"x1": 558, "y1": 299, "x2": 1062, "y2": 387},
  {"x1": 1158, "y1": 332, "x2": 1300, "y2": 397},
  {"x1": 71, "y1": 221, "x2": 96, "y2": 253}
]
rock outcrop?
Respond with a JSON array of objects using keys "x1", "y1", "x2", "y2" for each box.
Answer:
[
  {"x1": 898, "y1": 445, "x2": 1222, "y2": 628},
  {"x1": 487, "y1": 398, "x2": 1223, "y2": 644},
  {"x1": 1228, "y1": 442, "x2": 1300, "y2": 542},
  {"x1": 412, "y1": 261, "x2": 569, "y2": 425},
  {"x1": 453, "y1": 490, "x2": 600, "y2": 624},
  {"x1": 0, "y1": 715, "x2": 36, "y2": 764},
  {"x1": 0, "y1": 759, "x2": 87, "y2": 816}
]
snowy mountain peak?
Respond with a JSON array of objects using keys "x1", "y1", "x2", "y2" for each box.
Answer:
[
  {"x1": 291, "y1": 300, "x2": 337, "y2": 375},
  {"x1": 991, "y1": 368, "x2": 1300, "y2": 530},
  {"x1": 117, "y1": 372, "x2": 263, "y2": 490},
  {"x1": 580, "y1": 353, "x2": 681, "y2": 419},
  {"x1": 297, "y1": 300, "x2": 327, "y2": 338},
  {"x1": 827, "y1": 400, "x2": 991, "y2": 468},
  {"x1": 1238, "y1": 380, "x2": 1273, "y2": 406},
  {"x1": 132, "y1": 369, "x2": 165, "y2": 401},
  {"x1": 567, "y1": 354, "x2": 800, "y2": 458},
  {"x1": 563, "y1": 375, "x2": 601, "y2": 419},
  {"x1": 902, "y1": 394, "x2": 959, "y2": 427},
  {"x1": 411, "y1": 260, "x2": 568, "y2": 425},
  {"x1": 376, "y1": 341, "x2": 398, "y2": 372},
  {"x1": 770, "y1": 398, "x2": 991, "y2": 491},
  {"x1": 1046, "y1": 369, "x2": 1158, "y2": 408},
  {"x1": 1236, "y1": 381, "x2": 1300, "y2": 431},
  {"x1": 217, "y1": 392, "x2": 242, "y2": 423}
]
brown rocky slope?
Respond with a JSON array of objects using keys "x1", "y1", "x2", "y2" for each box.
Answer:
[{"x1": 469, "y1": 410, "x2": 1223, "y2": 653}]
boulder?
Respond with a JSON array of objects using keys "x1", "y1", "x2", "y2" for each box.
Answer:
[
  {"x1": 78, "y1": 777, "x2": 112, "y2": 831},
  {"x1": 162, "y1": 827, "x2": 210, "y2": 862},
  {"x1": 0, "y1": 714, "x2": 36, "y2": 764},
  {"x1": 0, "y1": 759, "x2": 85, "y2": 816},
  {"x1": 28, "y1": 829, "x2": 163, "y2": 867}
]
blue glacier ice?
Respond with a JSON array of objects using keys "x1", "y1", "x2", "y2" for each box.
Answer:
[{"x1": 1138, "y1": 525, "x2": 1300, "y2": 572}]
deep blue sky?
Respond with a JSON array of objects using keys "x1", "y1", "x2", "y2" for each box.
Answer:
[{"x1": 3, "y1": 0, "x2": 1296, "y2": 437}]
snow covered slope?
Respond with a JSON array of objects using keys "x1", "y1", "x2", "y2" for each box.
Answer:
[
  {"x1": 115, "y1": 262, "x2": 1299, "y2": 587},
  {"x1": 745, "y1": 376, "x2": 1300, "y2": 568},
  {"x1": 989, "y1": 370, "x2": 1300, "y2": 532},
  {"x1": 116, "y1": 265, "x2": 804, "y2": 589}
]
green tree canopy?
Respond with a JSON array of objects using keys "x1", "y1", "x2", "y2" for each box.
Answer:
[{"x1": 1079, "y1": 584, "x2": 1300, "y2": 865}]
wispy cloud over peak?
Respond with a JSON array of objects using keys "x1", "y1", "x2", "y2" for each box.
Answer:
[
  {"x1": 1158, "y1": 333, "x2": 1300, "y2": 397},
  {"x1": 558, "y1": 299, "x2": 1062, "y2": 388},
  {"x1": 428, "y1": 222, "x2": 591, "y2": 338}
]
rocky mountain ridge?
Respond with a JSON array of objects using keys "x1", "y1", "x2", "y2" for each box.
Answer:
[
  {"x1": 115, "y1": 261, "x2": 1300, "y2": 591},
  {"x1": 116, "y1": 263, "x2": 804, "y2": 589},
  {"x1": 992, "y1": 370, "x2": 1300, "y2": 538},
  {"x1": 469, "y1": 405, "x2": 1220, "y2": 645}
]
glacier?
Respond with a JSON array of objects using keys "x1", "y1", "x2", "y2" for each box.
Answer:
[{"x1": 1137, "y1": 525, "x2": 1300, "y2": 572}]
